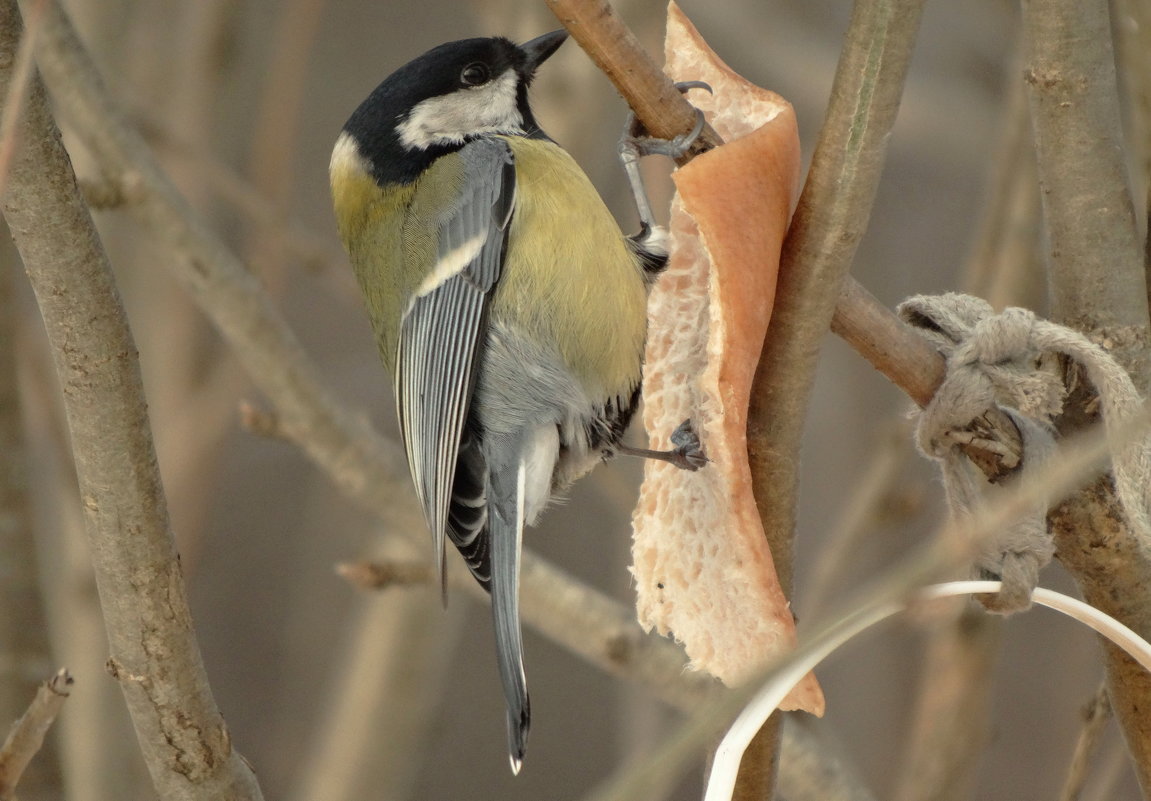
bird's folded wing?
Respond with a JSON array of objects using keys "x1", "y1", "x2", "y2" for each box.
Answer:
[{"x1": 396, "y1": 137, "x2": 516, "y2": 593}]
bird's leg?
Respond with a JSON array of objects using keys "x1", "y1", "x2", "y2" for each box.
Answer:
[
  {"x1": 618, "y1": 419, "x2": 708, "y2": 472},
  {"x1": 618, "y1": 81, "x2": 712, "y2": 239}
]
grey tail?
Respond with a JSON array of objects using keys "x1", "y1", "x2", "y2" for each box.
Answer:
[{"x1": 487, "y1": 460, "x2": 530, "y2": 773}]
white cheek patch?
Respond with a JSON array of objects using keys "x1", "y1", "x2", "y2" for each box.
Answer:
[
  {"x1": 397, "y1": 71, "x2": 524, "y2": 149},
  {"x1": 413, "y1": 231, "x2": 489, "y2": 298}
]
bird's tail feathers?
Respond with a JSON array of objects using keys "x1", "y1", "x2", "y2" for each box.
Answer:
[{"x1": 488, "y1": 459, "x2": 530, "y2": 773}]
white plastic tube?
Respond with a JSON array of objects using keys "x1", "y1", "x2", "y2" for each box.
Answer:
[{"x1": 704, "y1": 581, "x2": 1151, "y2": 801}]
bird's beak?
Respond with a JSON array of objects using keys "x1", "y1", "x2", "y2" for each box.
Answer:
[{"x1": 520, "y1": 29, "x2": 568, "y2": 73}]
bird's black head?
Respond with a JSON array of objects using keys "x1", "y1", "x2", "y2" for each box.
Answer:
[{"x1": 338, "y1": 30, "x2": 567, "y2": 185}]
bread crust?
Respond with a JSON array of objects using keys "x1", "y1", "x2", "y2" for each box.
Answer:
[{"x1": 630, "y1": 2, "x2": 824, "y2": 714}]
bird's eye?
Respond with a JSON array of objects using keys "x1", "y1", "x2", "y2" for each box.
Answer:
[{"x1": 460, "y1": 62, "x2": 490, "y2": 86}]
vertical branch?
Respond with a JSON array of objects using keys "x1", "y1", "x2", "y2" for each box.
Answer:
[
  {"x1": 1020, "y1": 0, "x2": 1151, "y2": 789},
  {"x1": 744, "y1": 7, "x2": 925, "y2": 791},
  {"x1": 0, "y1": 1, "x2": 263, "y2": 798},
  {"x1": 748, "y1": 0, "x2": 927, "y2": 594},
  {"x1": 1020, "y1": 0, "x2": 1150, "y2": 385}
]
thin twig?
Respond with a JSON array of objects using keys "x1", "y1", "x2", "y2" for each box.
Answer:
[
  {"x1": 0, "y1": 668, "x2": 72, "y2": 801},
  {"x1": 544, "y1": 0, "x2": 721, "y2": 160},
  {"x1": 0, "y1": 3, "x2": 263, "y2": 797},
  {"x1": 749, "y1": 0, "x2": 928, "y2": 589},
  {"x1": 1059, "y1": 681, "x2": 1113, "y2": 801}
]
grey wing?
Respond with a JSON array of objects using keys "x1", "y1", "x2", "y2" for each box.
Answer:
[{"x1": 395, "y1": 138, "x2": 516, "y2": 595}]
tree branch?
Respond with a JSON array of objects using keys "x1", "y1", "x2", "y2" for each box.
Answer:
[
  {"x1": 0, "y1": 3, "x2": 263, "y2": 796},
  {"x1": 1020, "y1": 0, "x2": 1151, "y2": 788},
  {"x1": 1058, "y1": 681, "x2": 1112, "y2": 801},
  {"x1": 1021, "y1": 0, "x2": 1149, "y2": 387},
  {"x1": 750, "y1": 0, "x2": 927, "y2": 589},
  {"x1": 0, "y1": 669, "x2": 71, "y2": 801}
]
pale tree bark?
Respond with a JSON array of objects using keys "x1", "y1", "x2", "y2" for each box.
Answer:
[
  {"x1": 1021, "y1": 0, "x2": 1151, "y2": 790},
  {"x1": 0, "y1": 1, "x2": 263, "y2": 798}
]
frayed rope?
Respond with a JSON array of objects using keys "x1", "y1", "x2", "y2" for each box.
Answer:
[{"x1": 898, "y1": 293, "x2": 1151, "y2": 613}]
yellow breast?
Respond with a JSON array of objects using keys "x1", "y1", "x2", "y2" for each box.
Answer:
[{"x1": 495, "y1": 136, "x2": 648, "y2": 398}]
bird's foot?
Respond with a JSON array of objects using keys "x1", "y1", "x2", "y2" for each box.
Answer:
[
  {"x1": 618, "y1": 81, "x2": 713, "y2": 231},
  {"x1": 619, "y1": 419, "x2": 708, "y2": 472}
]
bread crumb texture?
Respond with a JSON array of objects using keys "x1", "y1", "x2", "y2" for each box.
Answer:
[{"x1": 630, "y1": 2, "x2": 824, "y2": 715}]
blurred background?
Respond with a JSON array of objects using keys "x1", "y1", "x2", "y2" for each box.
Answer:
[{"x1": 2, "y1": 0, "x2": 1144, "y2": 798}]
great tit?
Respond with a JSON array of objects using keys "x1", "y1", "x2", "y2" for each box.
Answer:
[{"x1": 330, "y1": 30, "x2": 689, "y2": 771}]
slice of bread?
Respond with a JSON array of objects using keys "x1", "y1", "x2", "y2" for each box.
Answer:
[{"x1": 630, "y1": 2, "x2": 824, "y2": 714}]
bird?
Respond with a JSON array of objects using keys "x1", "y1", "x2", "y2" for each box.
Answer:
[{"x1": 329, "y1": 29, "x2": 703, "y2": 772}]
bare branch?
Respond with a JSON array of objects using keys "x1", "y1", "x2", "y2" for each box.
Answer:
[
  {"x1": 544, "y1": 0, "x2": 721, "y2": 159},
  {"x1": 1021, "y1": 0, "x2": 1150, "y2": 387},
  {"x1": 0, "y1": 2, "x2": 263, "y2": 796},
  {"x1": 1059, "y1": 682, "x2": 1113, "y2": 801},
  {"x1": 1021, "y1": 0, "x2": 1151, "y2": 786},
  {"x1": 749, "y1": 0, "x2": 927, "y2": 588},
  {"x1": 0, "y1": 669, "x2": 72, "y2": 801}
]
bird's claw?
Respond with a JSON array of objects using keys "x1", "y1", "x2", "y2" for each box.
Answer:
[
  {"x1": 668, "y1": 419, "x2": 708, "y2": 472},
  {"x1": 618, "y1": 81, "x2": 712, "y2": 234},
  {"x1": 619, "y1": 80, "x2": 712, "y2": 161}
]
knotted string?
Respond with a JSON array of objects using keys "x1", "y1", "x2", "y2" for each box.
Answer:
[{"x1": 898, "y1": 293, "x2": 1150, "y2": 612}]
